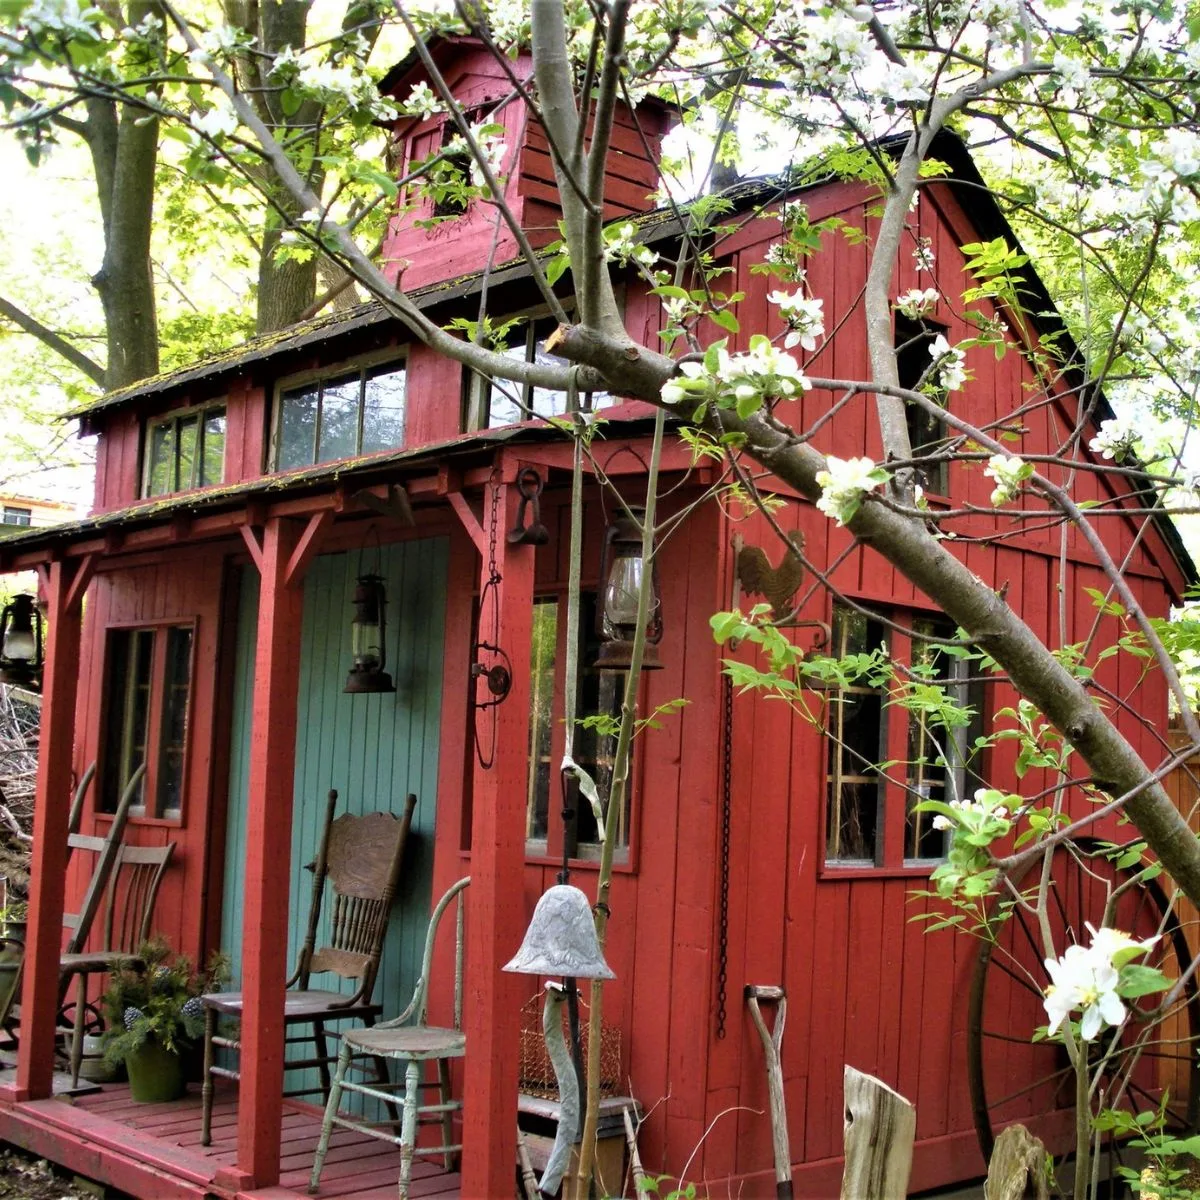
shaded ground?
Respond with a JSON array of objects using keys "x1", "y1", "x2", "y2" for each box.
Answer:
[{"x1": 0, "y1": 1146, "x2": 117, "y2": 1199}]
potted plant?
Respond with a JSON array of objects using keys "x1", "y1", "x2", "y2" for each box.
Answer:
[{"x1": 100, "y1": 938, "x2": 227, "y2": 1102}]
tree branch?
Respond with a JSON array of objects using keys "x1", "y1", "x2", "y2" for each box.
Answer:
[{"x1": 0, "y1": 295, "x2": 104, "y2": 386}]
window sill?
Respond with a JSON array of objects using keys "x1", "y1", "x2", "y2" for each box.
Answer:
[
  {"x1": 818, "y1": 861, "x2": 942, "y2": 881},
  {"x1": 94, "y1": 810, "x2": 183, "y2": 831},
  {"x1": 523, "y1": 850, "x2": 634, "y2": 875}
]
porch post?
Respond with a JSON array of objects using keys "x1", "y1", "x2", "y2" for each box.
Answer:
[
  {"x1": 15, "y1": 557, "x2": 91, "y2": 1100},
  {"x1": 237, "y1": 518, "x2": 304, "y2": 1186},
  {"x1": 460, "y1": 475, "x2": 534, "y2": 1198}
]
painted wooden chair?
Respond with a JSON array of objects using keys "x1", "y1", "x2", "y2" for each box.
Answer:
[
  {"x1": 200, "y1": 790, "x2": 416, "y2": 1146},
  {"x1": 59, "y1": 837, "x2": 177, "y2": 1085},
  {"x1": 308, "y1": 875, "x2": 470, "y2": 1200}
]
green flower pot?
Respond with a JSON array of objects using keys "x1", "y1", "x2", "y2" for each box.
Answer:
[{"x1": 126, "y1": 1038, "x2": 186, "y2": 1103}]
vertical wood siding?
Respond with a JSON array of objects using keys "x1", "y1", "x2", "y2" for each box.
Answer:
[{"x1": 220, "y1": 536, "x2": 448, "y2": 1095}]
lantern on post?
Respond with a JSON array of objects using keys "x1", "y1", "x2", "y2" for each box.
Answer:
[
  {"x1": 0, "y1": 593, "x2": 43, "y2": 690},
  {"x1": 343, "y1": 573, "x2": 395, "y2": 694},
  {"x1": 596, "y1": 508, "x2": 663, "y2": 670}
]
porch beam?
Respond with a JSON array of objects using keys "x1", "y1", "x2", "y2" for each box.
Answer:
[
  {"x1": 236, "y1": 517, "x2": 305, "y2": 1186},
  {"x1": 446, "y1": 492, "x2": 487, "y2": 558},
  {"x1": 284, "y1": 510, "x2": 332, "y2": 589},
  {"x1": 460, "y1": 478, "x2": 535, "y2": 1197},
  {"x1": 14, "y1": 559, "x2": 89, "y2": 1100}
]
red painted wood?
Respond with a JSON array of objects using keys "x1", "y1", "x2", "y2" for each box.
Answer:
[
  {"x1": 16, "y1": 559, "x2": 87, "y2": 1100},
  {"x1": 237, "y1": 517, "x2": 305, "y2": 1186},
  {"x1": 459, "y1": 475, "x2": 534, "y2": 1198}
]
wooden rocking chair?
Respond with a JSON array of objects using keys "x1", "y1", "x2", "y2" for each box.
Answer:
[
  {"x1": 308, "y1": 876, "x2": 470, "y2": 1200},
  {"x1": 200, "y1": 790, "x2": 416, "y2": 1146}
]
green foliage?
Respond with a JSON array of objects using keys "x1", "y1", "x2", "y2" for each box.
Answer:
[{"x1": 100, "y1": 938, "x2": 228, "y2": 1065}]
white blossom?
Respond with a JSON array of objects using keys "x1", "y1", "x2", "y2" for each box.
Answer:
[
  {"x1": 913, "y1": 240, "x2": 935, "y2": 272},
  {"x1": 397, "y1": 81, "x2": 445, "y2": 122},
  {"x1": 194, "y1": 98, "x2": 239, "y2": 140},
  {"x1": 815, "y1": 456, "x2": 887, "y2": 526},
  {"x1": 985, "y1": 454, "x2": 1031, "y2": 506},
  {"x1": 768, "y1": 290, "x2": 825, "y2": 350},
  {"x1": 895, "y1": 288, "x2": 940, "y2": 319},
  {"x1": 928, "y1": 333, "x2": 967, "y2": 391},
  {"x1": 1089, "y1": 416, "x2": 1140, "y2": 461}
]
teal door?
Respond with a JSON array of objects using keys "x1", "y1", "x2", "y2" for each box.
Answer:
[{"x1": 220, "y1": 536, "x2": 448, "y2": 1094}]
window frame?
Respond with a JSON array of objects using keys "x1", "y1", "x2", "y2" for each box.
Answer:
[
  {"x1": 522, "y1": 588, "x2": 638, "y2": 869},
  {"x1": 821, "y1": 601, "x2": 980, "y2": 876},
  {"x1": 1, "y1": 506, "x2": 31, "y2": 527},
  {"x1": 97, "y1": 618, "x2": 197, "y2": 825},
  {"x1": 141, "y1": 400, "x2": 227, "y2": 499},
  {"x1": 269, "y1": 349, "x2": 408, "y2": 473},
  {"x1": 894, "y1": 313, "x2": 951, "y2": 497}
]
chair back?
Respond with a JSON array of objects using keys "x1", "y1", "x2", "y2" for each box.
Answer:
[
  {"x1": 62, "y1": 762, "x2": 145, "y2": 955},
  {"x1": 297, "y1": 791, "x2": 416, "y2": 1000},
  {"x1": 100, "y1": 842, "x2": 177, "y2": 955},
  {"x1": 387, "y1": 876, "x2": 470, "y2": 1032}
]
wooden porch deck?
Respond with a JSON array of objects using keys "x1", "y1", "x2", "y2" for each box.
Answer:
[{"x1": 0, "y1": 1081, "x2": 462, "y2": 1200}]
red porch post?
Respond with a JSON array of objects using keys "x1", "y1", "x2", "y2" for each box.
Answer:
[
  {"x1": 459, "y1": 474, "x2": 534, "y2": 1198},
  {"x1": 15, "y1": 556, "x2": 92, "y2": 1100},
  {"x1": 236, "y1": 518, "x2": 304, "y2": 1186}
]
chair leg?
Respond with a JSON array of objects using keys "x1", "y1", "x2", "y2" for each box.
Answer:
[
  {"x1": 309, "y1": 1039, "x2": 353, "y2": 1195},
  {"x1": 313, "y1": 1019, "x2": 331, "y2": 1098},
  {"x1": 437, "y1": 1058, "x2": 455, "y2": 1171},
  {"x1": 399, "y1": 1058, "x2": 420, "y2": 1200},
  {"x1": 200, "y1": 1006, "x2": 217, "y2": 1147},
  {"x1": 362, "y1": 1013, "x2": 400, "y2": 1130},
  {"x1": 69, "y1": 974, "x2": 86, "y2": 1088}
]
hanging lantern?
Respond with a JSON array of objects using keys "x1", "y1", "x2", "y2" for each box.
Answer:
[
  {"x1": 503, "y1": 885, "x2": 615, "y2": 980},
  {"x1": 596, "y1": 508, "x2": 663, "y2": 671},
  {"x1": 343, "y1": 573, "x2": 395, "y2": 694},
  {"x1": 0, "y1": 594, "x2": 43, "y2": 690}
]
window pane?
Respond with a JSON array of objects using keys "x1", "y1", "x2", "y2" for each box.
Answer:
[
  {"x1": 147, "y1": 422, "x2": 174, "y2": 497},
  {"x1": 905, "y1": 616, "x2": 962, "y2": 860},
  {"x1": 156, "y1": 627, "x2": 192, "y2": 818},
  {"x1": 575, "y1": 593, "x2": 626, "y2": 851},
  {"x1": 486, "y1": 328, "x2": 532, "y2": 428},
  {"x1": 1, "y1": 507, "x2": 31, "y2": 527},
  {"x1": 278, "y1": 385, "x2": 320, "y2": 469},
  {"x1": 825, "y1": 605, "x2": 886, "y2": 863},
  {"x1": 525, "y1": 599, "x2": 558, "y2": 842},
  {"x1": 528, "y1": 318, "x2": 570, "y2": 420},
  {"x1": 317, "y1": 374, "x2": 362, "y2": 463},
  {"x1": 361, "y1": 363, "x2": 406, "y2": 454},
  {"x1": 200, "y1": 409, "x2": 226, "y2": 487},
  {"x1": 102, "y1": 629, "x2": 154, "y2": 811},
  {"x1": 176, "y1": 415, "x2": 199, "y2": 491}
]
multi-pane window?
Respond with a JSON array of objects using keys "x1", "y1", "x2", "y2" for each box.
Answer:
[
  {"x1": 100, "y1": 624, "x2": 194, "y2": 820},
  {"x1": 524, "y1": 593, "x2": 629, "y2": 858},
  {"x1": 895, "y1": 313, "x2": 950, "y2": 495},
  {"x1": 468, "y1": 315, "x2": 571, "y2": 430},
  {"x1": 275, "y1": 359, "x2": 406, "y2": 471},
  {"x1": 1, "y1": 506, "x2": 31, "y2": 527},
  {"x1": 825, "y1": 603, "x2": 974, "y2": 867},
  {"x1": 144, "y1": 404, "x2": 226, "y2": 497}
]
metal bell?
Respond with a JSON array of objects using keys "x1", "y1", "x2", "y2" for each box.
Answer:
[{"x1": 503, "y1": 885, "x2": 615, "y2": 980}]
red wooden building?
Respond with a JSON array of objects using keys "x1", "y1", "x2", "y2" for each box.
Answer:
[{"x1": 0, "y1": 37, "x2": 1191, "y2": 1200}]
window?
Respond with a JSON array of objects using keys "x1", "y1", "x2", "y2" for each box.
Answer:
[
  {"x1": 100, "y1": 624, "x2": 194, "y2": 819},
  {"x1": 525, "y1": 593, "x2": 629, "y2": 859},
  {"x1": 824, "y1": 603, "x2": 976, "y2": 867},
  {"x1": 144, "y1": 404, "x2": 226, "y2": 497},
  {"x1": 895, "y1": 313, "x2": 949, "y2": 495},
  {"x1": 1, "y1": 506, "x2": 31, "y2": 527},
  {"x1": 466, "y1": 315, "x2": 571, "y2": 430},
  {"x1": 274, "y1": 358, "x2": 406, "y2": 471}
]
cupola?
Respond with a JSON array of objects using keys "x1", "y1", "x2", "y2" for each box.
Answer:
[{"x1": 378, "y1": 36, "x2": 672, "y2": 290}]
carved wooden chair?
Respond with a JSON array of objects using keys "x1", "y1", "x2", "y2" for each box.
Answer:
[
  {"x1": 201, "y1": 790, "x2": 416, "y2": 1146},
  {"x1": 308, "y1": 875, "x2": 470, "y2": 1200}
]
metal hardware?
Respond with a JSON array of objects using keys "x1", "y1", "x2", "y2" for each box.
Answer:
[
  {"x1": 506, "y1": 466, "x2": 550, "y2": 546},
  {"x1": 716, "y1": 672, "x2": 733, "y2": 1039}
]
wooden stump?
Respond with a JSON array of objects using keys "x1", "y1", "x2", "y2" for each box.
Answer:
[{"x1": 840, "y1": 1066, "x2": 916, "y2": 1200}]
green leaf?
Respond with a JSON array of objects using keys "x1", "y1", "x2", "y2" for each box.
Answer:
[{"x1": 711, "y1": 309, "x2": 739, "y2": 333}]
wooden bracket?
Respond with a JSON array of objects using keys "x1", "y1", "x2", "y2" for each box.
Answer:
[
  {"x1": 353, "y1": 484, "x2": 415, "y2": 527},
  {"x1": 240, "y1": 525, "x2": 265, "y2": 575},
  {"x1": 65, "y1": 555, "x2": 96, "y2": 614},
  {"x1": 285, "y1": 511, "x2": 333, "y2": 589},
  {"x1": 447, "y1": 492, "x2": 487, "y2": 557}
]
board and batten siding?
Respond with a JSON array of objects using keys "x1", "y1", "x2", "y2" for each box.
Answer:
[{"x1": 220, "y1": 536, "x2": 448, "y2": 1093}]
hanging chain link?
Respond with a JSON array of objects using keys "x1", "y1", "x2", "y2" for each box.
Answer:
[
  {"x1": 472, "y1": 472, "x2": 510, "y2": 769},
  {"x1": 715, "y1": 671, "x2": 734, "y2": 1039}
]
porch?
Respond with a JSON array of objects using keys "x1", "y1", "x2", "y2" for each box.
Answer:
[{"x1": 0, "y1": 1081, "x2": 462, "y2": 1199}]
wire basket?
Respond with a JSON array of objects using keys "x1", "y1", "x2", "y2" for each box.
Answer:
[{"x1": 518, "y1": 991, "x2": 622, "y2": 1100}]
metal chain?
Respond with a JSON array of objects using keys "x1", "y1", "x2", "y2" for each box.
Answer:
[
  {"x1": 716, "y1": 671, "x2": 734, "y2": 1040},
  {"x1": 473, "y1": 474, "x2": 505, "y2": 769}
]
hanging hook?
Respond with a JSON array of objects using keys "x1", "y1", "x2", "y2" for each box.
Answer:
[{"x1": 507, "y1": 466, "x2": 550, "y2": 546}]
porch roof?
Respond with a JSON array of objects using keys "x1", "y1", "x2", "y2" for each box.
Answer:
[{"x1": 0, "y1": 416, "x2": 655, "y2": 569}]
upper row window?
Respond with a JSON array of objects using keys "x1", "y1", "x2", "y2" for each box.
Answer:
[
  {"x1": 274, "y1": 358, "x2": 406, "y2": 472},
  {"x1": 144, "y1": 404, "x2": 226, "y2": 498},
  {"x1": 1, "y1": 506, "x2": 31, "y2": 527}
]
